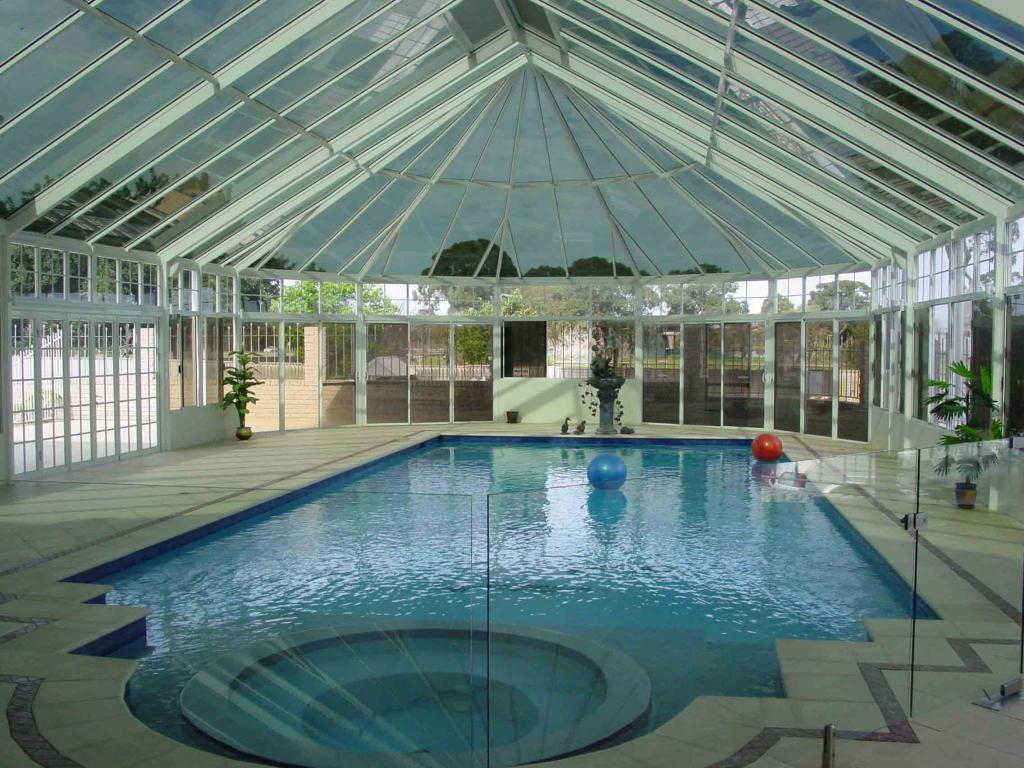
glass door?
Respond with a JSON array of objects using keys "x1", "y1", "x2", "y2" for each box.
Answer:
[
  {"x1": 774, "y1": 321, "x2": 801, "y2": 432},
  {"x1": 283, "y1": 322, "x2": 319, "y2": 430},
  {"x1": 240, "y1": 321, "x2": 281, "y2": 432},
  {"x1": 366, "y1": 322, "x2": 409, "y2": 423},
  {"x1": 722, "y1": 322, "x2": 765, "y2": 428},
  {"x1": 838, "y1": 320, "x2": 870, "y2": 441},
  {"x1": 683, "y1": 323, "x2": 721, "y2": 426},
  {"x1": 454, "y1": 324, "x2": 492, "y2": 422},
  {"x1": 322, "y1": 322, "x2": 356, "y2": 426},
  {"x1": 410, "y1": 325, "x2": 449, "y2": 423},
  {"x1": 804, "y1": 320, "x2": 834, "y2": 437},
  {"x1": 642, "y1": 323, "x2": 680, "y2": 423}
]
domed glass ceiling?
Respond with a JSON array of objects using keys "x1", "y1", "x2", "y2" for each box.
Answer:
[
  {"x1": 2, "y1": 0, "x2": 1021, "y2": 278},
  {"x1": 255, "y1": 69, "x2": 852, "y2": 278}
]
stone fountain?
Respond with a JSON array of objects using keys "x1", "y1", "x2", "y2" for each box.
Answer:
[{"x1": 587, "y1": 324, "x2": 626, "y2": 436}]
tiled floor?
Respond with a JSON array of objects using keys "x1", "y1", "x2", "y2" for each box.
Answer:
[{"x1": 0, "y1": 423, "x2": 1021, "y2": 768}]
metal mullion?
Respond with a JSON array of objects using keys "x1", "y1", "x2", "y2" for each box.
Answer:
[
  {"x1": 124, "y1": 135, "x2": 314, "y2": 250},
  {"x1": 744, "y1": 0, "x2": 1024, "y2": 154},
  {"x1": 61, "y1": 318, "x2": 72, "y2": 468},
  {"x1": 88, "y1": 116, "x2": 279, "y2": 244},
  {"x1": 0, "y1": 0, "x2": 196, "y2": 140},
  {"x1": 448, "y1": 323, "x2": 456, "y2": 422},
  {"x1": 812, "y1": 0, "x2": 1024, "y2": 113},
  {"x1": 579, "y1": 0, "x2": 1015, "y2": 210},
  {"x1": 278, "y1": 320, "x2": 285, "y2": 430},
  {"x1": 705, "y1": 0, "x2": 742, "y2": 166},
  {"x1": 51, "y1": 101, "x2": 248, "y2": 236},
  {"x1": 799, "y1": 318, "x2": 806, "y2": 434},
  {"x1": 135, "y1": 319, "x2": 143, "y2": 450}
]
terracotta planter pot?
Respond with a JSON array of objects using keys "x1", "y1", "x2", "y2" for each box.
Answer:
[
  {"x1": 506, "y1": 411, "x2": 519, "y2": 424},
  {"x1": 235, "y1": 426, "x2": 253, "y2": 441}
]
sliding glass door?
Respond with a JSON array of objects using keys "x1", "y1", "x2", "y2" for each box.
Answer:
[
  {"x1": 774, "y1": 321, "x2": 801, "y2": 432},
  {"x1": 367, "y1": 322, "x2": 409, "y2": 423},
  {"x1": 683, "y1": 324, "x2": 720, "y2": 426},
  {"x1": 322, "y1": 323, "x2": 356, "y2": 427},
  {"x1": 454, "y1": 324, "x2": 492, "y2": 422},
  {"x1": 642, "y1": 324, "x2": 679, "y2": 423},
  {"x1": 804, "y1": 320, "x2": 834, "y2": 437},
  {"x1": 723, "y1": 322, "x2": 765, "y2": 428},
  {"x1": 410, "y1": 325, "x2": 450, "y2": 423}
]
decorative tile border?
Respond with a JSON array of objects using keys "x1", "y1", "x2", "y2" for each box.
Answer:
[{"x1": 2, "y1": 675, "x2": 83, "y2": 768}]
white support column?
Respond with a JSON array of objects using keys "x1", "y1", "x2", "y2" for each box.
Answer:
[
  {"x1": 0, "y1": 227, "x2": 11, "y2": 483},
  {"x1": 992, "y1": 210, "x2": 1009, "y2": 427},
  {"x1": 764, "y1": 280, "x2": 776, "y2": 430},
  {"x1": 355, "y1": 284, "x2": 367, "y2": 426},
  {"x1": 491, "y1": 284, "x2": 501, "y2": 420},
  {"x1": 904, "y1": 251, "x2": 919, "y2": 424}
]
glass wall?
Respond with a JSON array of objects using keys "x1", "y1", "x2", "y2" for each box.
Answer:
[
  {"x1": 837, "y1": 320, "x2": 869, "y2": 441},
  {"x1": 1008, "y1": 296, "x2": 1024, "y2": 435},
  {"x1": 322, "y1": 323, "x2": 356, "y2": 427},
  {"x1": 722, "y1": 322, "x2": 764, "y2": 428},
  {"x1": 804, "y1": 321, "x2": 834, "y2": 437},
  {"x1": 366, "y1": 323, "x2": 409, "y2": 424},
  {"x1": 454, "y1": 325, "x2": 492, "y2": 422},
  {"x1": 683, "y1": 324, "x2": 721, "y2": 426},
  {"x1": 410, "y1": 325, "x2": 450, "y2": 423}
]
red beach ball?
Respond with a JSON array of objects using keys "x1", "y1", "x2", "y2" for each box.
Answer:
[{"x1": 751, "y1": 433, "x2": 783, "y2": 462}]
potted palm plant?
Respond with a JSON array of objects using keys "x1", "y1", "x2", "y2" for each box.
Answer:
[
  {"x1": 927, "y1": 360, "x2": 1003, "y2": 508},
  {"x1": 221, "y1": 350, "x2": 263, "y2": 440}
]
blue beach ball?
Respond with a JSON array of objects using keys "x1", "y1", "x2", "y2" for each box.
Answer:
[{"x1": 587, "y1": 453, "x2": 627, "y2": 490}]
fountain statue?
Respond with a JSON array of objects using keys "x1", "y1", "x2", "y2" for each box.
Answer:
[{"x1": 587, "y1": 323, "x2": 626, "y2": 435}]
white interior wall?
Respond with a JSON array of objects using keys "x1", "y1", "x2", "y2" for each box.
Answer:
[
  {"x1": 493, "y1": 378, "x2": 642, "y2": 427},
  {"x1": 166, "y1": 406, "x2": 236, "y2": 451}
]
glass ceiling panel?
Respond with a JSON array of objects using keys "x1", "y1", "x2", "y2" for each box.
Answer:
[
  {"x1": 716, "y1": 103, "x2": 942, "y2": 236},
  {"x1": 401, "y1": 101, "x2": 488, "y2": 177},
  {"x1": 555, "y1": 187, "x2": 616, "y2": 275},
  {"x1": 0, "y1": 37, "x2": 167, "y2": 172},
  {"x1": 511, "y1": 71, "x2": 553, "y2": 183},
  {"x1": 473, "y1": 72, "x2": 526, "y2": 182},
  {"x1": 743, "y1": 1, "x2": 1024, "y2": 144},
  {"x1": 0, "y1": 12, "x2": 124, "y2": 125},
  {"x1": 442, "y1": 87, "x2": 509, "y2": 180},
  {"x1": 81, "y1": 117, "x2": 291, "y2": 244},
  {"x1": 591, "y1": 103, "x2": 692, "y2": 171},
  {"x1": 507, "y1": 187, "x2": 566, "y2": 276},
  {"x1": 309, "y1": 39, "x2": 463, "y2": 138},
  {"x1": 722, "y1": 82, "x2": 977, "y2": 227},
  {"x1": 636, "y1": 178, "x2": 749, "y2": 274},
  {"x1": 600, "y1": 182, "x2": 698, "y2": 275},
  {"x1": 386, "y1": 184, "x2": 465, "y2": 274},
  {"x1": 231, "y1": 0, "x2": 394, "y2": 94},
  {"x1": 136, "y1": 136, "x2": 323, "y2": 252},
  {"x1": 181, "y1": 2, "x2": 323, "y2": 72},
  {"x1": 700, "y1": 168, "x2": 851, "y2": 265},
  {"x1": 734, "y1": 24, "x2": 1024, "y2": 177},
  {"x1": 24, "y1": 92, "x2": 240, "y2": 235},
  {"x1": 249, "y1": 6, "x2": 450, "y2": 115},
  {"x1": 434, "y1": 185, "x2": 507, "y2": 276},
  {"x1": 552, "y1": 86, "x2": 649, "y2": 178},
  {"x1": 536, "y1": 80, "x2": 590, "y2": 181},
  {"x1": 927, "y1": 0, "x2": 1024, "y2": 47},
  {"x1": 1, "y1": 65, "x2": 201, "y2": 219},
  {"x1": 50, "y1": 99, "x2": 269, "y2": 241},
  {"x1": 0, "y1": 0, "x2": 77, "y2": 60},
  {"x1": 273, "y1": 175, "x2": 392, "y2": 269},
  {"x1": 449, "y1": 0, "x2": 507, "y2": 44},
  {"x1": 838, "y1": 0, "x2": 1024, "y2": 97},
  {"x1": 311, "y1": 178, "x2": 424, "y2": 274}
]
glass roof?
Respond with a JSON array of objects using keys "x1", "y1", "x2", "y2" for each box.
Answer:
[{"x1": 1, "y1": 0, "x2": 1021, "y2": 279}]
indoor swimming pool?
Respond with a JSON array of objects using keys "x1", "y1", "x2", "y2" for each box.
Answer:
[{"x1": 99, "y1": 437, "x2": 924, "y2": 766}]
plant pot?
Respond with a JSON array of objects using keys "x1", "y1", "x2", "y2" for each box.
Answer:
[
  {"x1": 506, "y1": 411, "x2": 519, "y2": 424},
  {"x1": 954, "y1": 481, "x2": 976, "y2": 509},
  {"x1": 235, "y1": 426, "x2": 253, "y2": 441}
]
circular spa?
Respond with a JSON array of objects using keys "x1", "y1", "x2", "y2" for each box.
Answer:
[{"x1": 179, "y1": 621, "x2": 651, "y2": 768}]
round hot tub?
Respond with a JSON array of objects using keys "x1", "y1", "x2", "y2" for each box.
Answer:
[{"x1": 180, "y1": 620, "x2": 650, "y2": 768}]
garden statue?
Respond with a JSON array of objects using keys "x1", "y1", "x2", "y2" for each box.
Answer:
[
  {"x1": 561, "y1": 417, "x2": 570, "y2": 435},
  {"x1": 573, "y1": 420, "x2": 587, "y2": 435}
]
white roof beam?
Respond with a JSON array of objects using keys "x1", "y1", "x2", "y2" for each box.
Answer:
[{"x1": 705, "y1": 0, "x2": 742, "y2": 167}]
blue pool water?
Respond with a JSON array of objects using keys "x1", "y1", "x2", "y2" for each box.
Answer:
[{"x1": 102, "y1": 438, "x2": 918, "y2": 757}]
